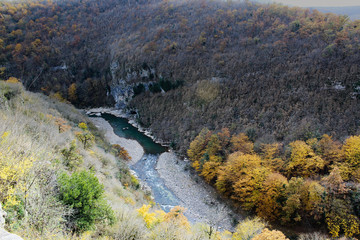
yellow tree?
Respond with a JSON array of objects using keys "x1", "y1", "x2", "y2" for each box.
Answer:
[
  {"x1": 75, "y1": 123, "x2": 95, "y2": 149},
  {"x1": 232, "y1": 217, "x2": 266, "y2": 240},
  {"x1": 281, "y1": 177, "x2": 307, "y2": 224},
  {"x1": 201, "y1": 155, "x2": 221, "y2": 183},
  {"x1": 303, "y1": 181, "x2": 325, "y2": 221},
  {"x1": 341, "y1": 135, "x2": 360, "y2": 181},
  {"x1": 317, "y1": 134, "x2": 343, "y2": 166},
  {"x1": 252, "y1": 228, "x2": 288, "y2": 240},
  {"x1": 217, "y1": 127, "x2": 231, "y2": 150},
  {"x1": 187, "y1": 128, "x2": 212, "y2": 171},
  {"x1": 164, "y1": 206, "x2": 190, "y2": 230},
  {"x1": 68, "y1": 83, "x2": 77, "y2": 102},
  {"x1": 137, "y1": 204, "x2": 165, "y2": 228},
  {"x1": 216, "y1": 152, "x2": 269, "y2": 210},
  {"x1": 320, "y1": 167, "x2": 359, "y2": 237},
  {"x1": 256, "y1": 173, "x2": 287, "y2": 221},
  {"x1": 261, "y1": 143, "x2": 284, "y2": 171},
  {"x1": 230, "y1": 133, "x2": 254, "y2": 154},
  {"x1": 0, "y1": 132, "x2": 35, "y2": 206},
  {"x1": 287, "y1": 140, "x2": 325, "y2": 178}
]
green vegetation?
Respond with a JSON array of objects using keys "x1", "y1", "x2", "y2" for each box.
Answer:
[
  {"x1": 58, "y1": 170, "x2": 115, "y2": 233},
  {"x1": 188, "y1": 128, "x2": 360, "y2": 237}
]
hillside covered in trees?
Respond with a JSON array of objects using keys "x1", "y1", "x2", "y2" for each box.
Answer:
[
  {"x1": 2, "y1": 0, "x2": 360, "y2": 153},
  {"x1": 188, "y1": 128, "x2": 360, "y2": 237}
]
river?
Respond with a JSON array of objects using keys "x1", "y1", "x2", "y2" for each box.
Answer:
[
  {"x1": 90, "y1": 112, "x2": 240, "y2": 230},
  {"x1": 100, "y1": 113, "x2": 181, "y2": 212}
]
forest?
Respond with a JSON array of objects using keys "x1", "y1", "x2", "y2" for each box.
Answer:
[
  {"x1": 1, "y1": 0, "x2": 360, "y2": 153},
  {"x1": 188, "y1": 128, "x2": 360, "y2": 237}
]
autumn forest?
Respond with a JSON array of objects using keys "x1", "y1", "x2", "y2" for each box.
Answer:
[{"x1": 1, "y1": 0, "x2": 360, "y2": 238}]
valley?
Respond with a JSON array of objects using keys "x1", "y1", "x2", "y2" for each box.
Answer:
[
  {"x1": 1, "y1": 0, "x2": 360, "y2": 238},
  {"x1": 90, "y1": 112, "x2": 241, "y2": 231}
]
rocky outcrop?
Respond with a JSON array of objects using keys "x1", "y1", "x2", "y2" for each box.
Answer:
[
  {"x1": 0, "y1": 204, "x2": 23, "y2": 240},
  {"x1": 109, "y1": 60, "x2": 158, "y2": 109}
]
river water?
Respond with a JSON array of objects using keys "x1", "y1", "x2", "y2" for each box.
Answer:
[{"x1": 100, "y1": 113, "x2": 181, "y2": 212}]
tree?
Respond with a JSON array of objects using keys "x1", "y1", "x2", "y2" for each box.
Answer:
[
  {"x1": 187, "y1": 128, "x2": 212, "y2": 171},
  {"x1": 252, "y1": 228, "x2": 288, "y2": 240},
  {"x1": 217, "y1": 127, "x2": 231, "y2": 150},
  {"x1": 6, "y1": 77, "x2": 19, "y2": 83},
  {"x1": 232, "y1": 217, "x2": 266, "y2": 240},
  {"x1": 281, "y1": 177, "x2": 307, "y2": 224},
  {"x1": 256, "y1": 173, "x2": 287, "y2": 221},
  {"x1": 286, "y1": 141, "x2": 325, "y2": 178},
  {"x1": 200, "y1": 155, "x2": 221, "y2": 183},
  {"x1": 58, "y1": 170, "x2": 115, "y2": 233},
  {"x1": 75, "y1": 123, "x2": 95, "y2": 149},
  {"x1": 113, "y1": 144, "x2": 132, "y2": 161},
  {"x1": 216, "y1": 152, "x2": 269, "y2": 209},
  {"x1": 61, "y1": 140, "x2": 83, "y2": 170},
  {"x1": 317, "y1": 134, "x2": 343, "y2": 167},
  {"x1": 342, "y1": 135, "x2": 360, "y2": 180},
  {"x1": 54, "y1": 117, "x2": 71, "y2": 133},
  {"x1": 261, "y1": 143, "x2": 284, "y2": 171},
  {"x1": 230, "y1": 133, "x2": 254, "y2": 154},
  {"x1": 0, "y1": 132, "x2": 34, "y2": 206},
  {"x1": 320, "y1": 167, "x2": 359, "y2": 237},
  {"x1": 164, "y1": 206, "x2": 190, "y2": 229},
  {"x1": 68, "y1": 83, "x2": 77, "y2": 102},
  {"x1": 303, "y1": 181, "x2": 325, "y2": 221}
]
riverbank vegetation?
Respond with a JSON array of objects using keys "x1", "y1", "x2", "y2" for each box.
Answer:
[{"x1": 188, "y1": 127, "x2": 360, "y2": 237}]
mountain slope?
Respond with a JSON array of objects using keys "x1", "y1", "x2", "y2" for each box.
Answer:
[{"x1": 1, "y1": 0, "x2": 360, "y2": 152}]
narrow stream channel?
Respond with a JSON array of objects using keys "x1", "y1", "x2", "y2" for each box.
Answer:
[{"x1": 100, "y1": 113, "x2": 182, "y2": 212}]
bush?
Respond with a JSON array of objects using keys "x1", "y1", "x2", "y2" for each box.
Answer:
[
  {"x1": 58, "y1": 170, "x2": 115, "y2": 233},
  {"x1": 232, "y1": 217, "x2": 266, "y2": 240},
  {"x1": 75, "y1": 123, "x2": 95, "y2": 149},
  {"x1": 61, "y1": 140, "x2": 83, "y2": 170}
]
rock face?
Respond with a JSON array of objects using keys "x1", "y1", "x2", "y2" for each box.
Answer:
[
  {"x1": 0, "y1": 204, "x2": 23, "y2": 240},
  {"x1": 0, "y1": 204, "x2": 6, "y2": 228},
  {"x1": 110, "y1": 60, "x2": 158, "y2": 109}
]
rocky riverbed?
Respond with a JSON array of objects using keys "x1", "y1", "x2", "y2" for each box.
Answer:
[
  {"x1": 157, "y1": 152, "x2": 241, "y2": 230},
  {"x1": 89, "y1": 113, "x2": 242, "y2": 231}
]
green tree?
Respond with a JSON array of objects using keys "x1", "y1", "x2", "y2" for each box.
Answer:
[{"x1": 58, "y1": 170, "x2": 115, "y2": 233}]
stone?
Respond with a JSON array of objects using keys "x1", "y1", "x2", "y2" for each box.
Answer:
[{"x1": 0, "y1": 204, "x2": 23, "y2": 240}]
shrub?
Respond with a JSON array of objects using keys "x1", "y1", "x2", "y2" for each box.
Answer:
[
  {"x1": 232, "y1": 217, "x2": 266, "y2": 240},
  {"x1": 75, "y1": 123, "x2": 95, "y2": 149},
  {"x1": 61, "y1": 140, "x2": 83, "y2": 170},
  {"x1": 58, "y1": 170, "x2": 115, "y2": 233},
  {"x1": 113, "y1": 144, "x2": 132, "y2": 161}
]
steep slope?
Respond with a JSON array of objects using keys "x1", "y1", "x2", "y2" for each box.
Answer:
[{"x1": 1, "y1": 0, "x2": 360, "y2": 151}]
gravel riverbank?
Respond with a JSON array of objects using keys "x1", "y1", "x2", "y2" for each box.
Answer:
[{"x1": 157, "y1": 152, "x2": 241, "y2": 231}]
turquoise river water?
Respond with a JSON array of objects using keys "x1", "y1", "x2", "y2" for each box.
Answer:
[{"x1": 100, "y1": 113, "x2": 181, "y2": 212}]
